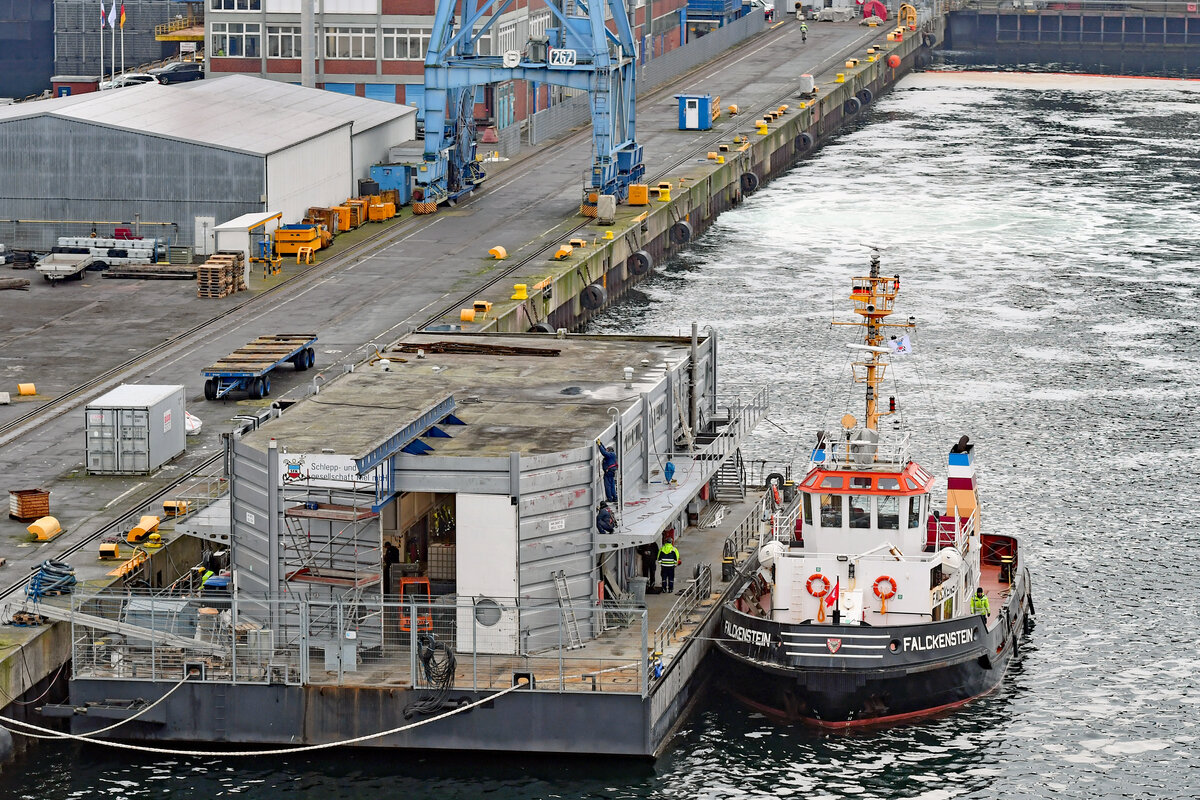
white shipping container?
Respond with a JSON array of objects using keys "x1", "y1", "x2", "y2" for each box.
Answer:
[{"x1": 85, "y1": 384, "x2": 186, "y2": 475}]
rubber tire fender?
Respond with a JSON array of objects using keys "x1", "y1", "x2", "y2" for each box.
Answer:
[
  {"x1": 669, "y1": 220, "x2": 693, "y2": 245},
  {"x1": 740, "y1": 171, "x2": 760, "y2": 195},
  {"x1": 528, "y1": 322, "x2": 555, "y2": 333},
  {"x1": 856, "y1": 88, "x2": 873, "y2": 106},
  {"x1": 580, "y1": 283, "x2": 608, "y2": 311},
  {"x1": 922, "y1": 33, "x2": 935, "y2": 48},
  {"x1": 794, "y1": 131, "x2": 814, "y2": 154},
  {"x1": 627, "y1": 249, "x2": 653, "y2": 277},
  {"x1": 843, "y1": 96, "x2": 862, "y2": 115}
]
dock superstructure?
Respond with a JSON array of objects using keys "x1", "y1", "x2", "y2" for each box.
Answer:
[{"x1": 47, "y1": 332, "x2": 777, "y2": 756}]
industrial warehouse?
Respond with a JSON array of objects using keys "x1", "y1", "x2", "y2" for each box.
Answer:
[{"x1": 0, "y1": 75, "x2": 416, "y2": 252}]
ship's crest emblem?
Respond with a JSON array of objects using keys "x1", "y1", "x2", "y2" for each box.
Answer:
[{"x1": 826, "y1": 638, "x2": 842, "y2": 654}]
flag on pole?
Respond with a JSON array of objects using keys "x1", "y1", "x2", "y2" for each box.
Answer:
[
  {"x1": 100, "y1": 1, "x2": 107, "y2": 28},
  {"x1": 888, "y1": 335, "x2": 913, "y2": 356},
  {"x1": 107, "y1": 2, "x2": 118, "y2": 29},
  {"x1": 825, "y1": 577, "x2": 840, "y2": 609},
  {"x1": 119, "y1": 3, "x2": 126, "y2": 28}
]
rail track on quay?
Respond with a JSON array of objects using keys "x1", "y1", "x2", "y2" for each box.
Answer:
[{"x1": 0, "y1": 21, "x2": 885, "y2": 600}]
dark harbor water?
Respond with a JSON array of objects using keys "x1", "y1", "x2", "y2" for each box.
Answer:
[{"x1": 2, "y1": 71, "x2": 1199, "y2": 798}]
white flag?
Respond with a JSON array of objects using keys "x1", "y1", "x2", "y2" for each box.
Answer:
[
  {"x1": 888, "y1": 335, "x2": 913, "y2": 356},
  {"x1": 107, "y1": 2, "x2": 118, "y2": 28}
]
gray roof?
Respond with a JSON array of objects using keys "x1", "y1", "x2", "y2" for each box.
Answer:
[
  {"x1": 0, "y1": 75, "x2": 414, "y2": 156},
  {"x1": 180, "y1": 75, "x2": 415, "y2": 135}
]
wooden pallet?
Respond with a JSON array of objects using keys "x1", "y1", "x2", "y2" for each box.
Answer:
[{"x1": 196, "y1": 251, "x2": 246, "y2": 299}]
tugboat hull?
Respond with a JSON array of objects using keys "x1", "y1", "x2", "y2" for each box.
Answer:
[{"x1": 716, "y1": 569, "x2": 1032, "y2": 726}]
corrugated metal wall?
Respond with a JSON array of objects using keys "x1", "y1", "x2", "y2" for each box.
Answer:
[
  {"x1": 266, "y1": 126, "x2": 354, "y2": 224},
  {"x1": 351, "y1": 114, "x2": 417, "y2": 182},
  {"x1": 54, "y1": 0, "x2": 174, "y2": 76},
  {"x1": 231, "y1": 437, "x2": 274, "y2": 598},
  {"x1": 0, "y1": 116, "x2": 265, "y2": 250},
  {"x1": 1, "y1": 0, "x2": 54, "y2": 98}
]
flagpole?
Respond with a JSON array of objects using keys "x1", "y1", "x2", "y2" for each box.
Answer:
[
  {"x1": 100, "y1": 4, "x2": 105, "y2": 84},
  {"x1": 121, "y1": 20, "x2": 125, "y2": 75}
]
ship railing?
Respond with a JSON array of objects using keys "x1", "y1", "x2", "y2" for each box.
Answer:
[
  {"x1": 743, "y1": 459, "x2": 794, "y2": 491},
  {"x1": 930, "y1": 507, "x2": 977, "y2": 553},
  {"x1": 723, "y1": 494, "x2": 769, "y2": 561},
  {"x1": 66, "y1": 594, "x2": 651, "y2": 697},
  {"x1": 815, "y1": 432, "x2": 911, "y2": 469},
  {"x1": 651, "y1": 564, "x2": 713, "y2": 661}
]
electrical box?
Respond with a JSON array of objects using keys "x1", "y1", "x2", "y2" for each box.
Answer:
[
  {"x1": 86, "y1": 385, "x2": 186, "y2": 475},
  {"x1": 676, "y1": 94, "x2": 714, "y2": 131}
]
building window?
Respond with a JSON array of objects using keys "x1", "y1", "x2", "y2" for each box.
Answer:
[
  {"x1": 497, "y1": 21, "x2": 518, "y2": 54},
  {"x1": 210, "y1": 0, "x2": 261, "y2": 10},
  {"x1": 267, "y1": 25, "x2": 301, "y2": 58},
  {"x1": 211, "y1": 22, "x2": 261, "y2": 57},
  {"x1": 325, "y1": 26, "x2": 376, "y2": 59},
  {"x1": 529, "y1": 11, "x2": 551, "y2": 38},
  {"x1": 382, "y1": 27, "x2": 431, "y2": 60}
]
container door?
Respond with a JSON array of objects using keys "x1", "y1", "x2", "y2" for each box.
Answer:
[
  {"x1": 86, "y1": 408, "x2": 117, "y2": 473},
  {"x1": 118, "y1": 409, "x2": 150, "y2": 472},
  {"x1": 685, "y1": 98, "x2": 699, "y2": 129}
]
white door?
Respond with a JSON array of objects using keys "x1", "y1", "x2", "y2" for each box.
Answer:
[
  {"x1": 685, "y1": 98, "x2": 699, "y2": 129},
  {"x1": 193, "y1": 216, "x2": 216, "y2": 256},
  {"x1": 455, "y1": 493, "x2": 519, "y2": 654}
]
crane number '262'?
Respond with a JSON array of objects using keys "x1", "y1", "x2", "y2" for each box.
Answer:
[{"x1": 549, "y1": 48, "x2": 578, "y2": 66}]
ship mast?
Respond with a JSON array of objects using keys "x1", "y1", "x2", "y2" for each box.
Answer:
[{"x1": 833, "y1": 254, "x2": 915, "y2": 432}]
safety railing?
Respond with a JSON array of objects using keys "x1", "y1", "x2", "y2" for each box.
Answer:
[
  {"x1": 68, "y1": 593, "x2": 649, "y2": 697},
  {"x1": 651, "y1": 564, "x2": 713, "y2": 659},
  {"x1": 963, "y1": 0, "x2": 1200, "y2": 11},
  {"x1": 814, "y1": 431, "x2": 912, "y2": 470},
  {"x1": 155, "y1": 15, "x2": 203, "y2": 37}
]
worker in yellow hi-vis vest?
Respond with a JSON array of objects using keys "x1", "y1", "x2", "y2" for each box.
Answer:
[{"x1": 657, "y1": 540, "x2": 681, "y2": 593}]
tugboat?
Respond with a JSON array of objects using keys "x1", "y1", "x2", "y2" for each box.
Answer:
[{"x1": 715, "y1": 257, "x2": 1034, "y2": 726}]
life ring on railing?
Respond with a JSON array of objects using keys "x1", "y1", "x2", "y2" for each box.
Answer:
[
  {"x1": 771, "y1": 485, "x2": 782, "y2": 506},
  {"x1": 806, "y1": 573, "x2": 831, "y2": 598},
  {"x1": 874, "y1": 575, "x2": 897, "y2": 614}
]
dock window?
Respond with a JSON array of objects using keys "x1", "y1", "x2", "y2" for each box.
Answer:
[
  {"x1": 820, "y1": 494, "x2": 842, "y2": 528},
  {"x1": 211, "y1": 0, "x2": 261, "y2": 10},
  {"x1": 382, "y1": 28, "x2": 430, "y2": 60},
  {"x1": 267, "y1": 26, "x2": 301, "y2": 59},
  {"x1": 325, "y1": 27, "x2": 376, "y2": 59},
  {"x1": 908, "y1": 496, "x2": 921, "y2": 528},
  {"x1": 848, "y1": 495, "x2": 871, "y2": 529},
  {"x1": 877, "y1": 495, "x2": 899, "y2": 529}
]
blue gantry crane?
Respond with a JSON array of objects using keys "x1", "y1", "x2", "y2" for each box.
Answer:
[{"x1": 414, "y1": 0, "x2": 644, "y2": 213}]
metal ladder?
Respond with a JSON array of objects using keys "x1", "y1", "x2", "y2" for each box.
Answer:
[{"x1": 553, "y1": 570, "x2": 585, "y2": 650}]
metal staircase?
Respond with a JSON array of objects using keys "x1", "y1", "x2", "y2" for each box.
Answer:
[
  {"x1": 553, "y1": 570, "x2": 585, "y2": 650},
  {"x1": 713, "y1": 448, "x2": 746, "y2": 502}
]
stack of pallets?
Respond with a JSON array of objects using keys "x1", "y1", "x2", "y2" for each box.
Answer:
[{"x1": 195, "y1": 252, "x2": 247, "y2": 299}]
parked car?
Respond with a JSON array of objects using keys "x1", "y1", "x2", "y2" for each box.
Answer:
[
  {"x1": 99, "y1": 73, "x2": 160, "y2": 90},
  {"x1": 149, "y1": 61, "x2": 205, "y2": 85}
]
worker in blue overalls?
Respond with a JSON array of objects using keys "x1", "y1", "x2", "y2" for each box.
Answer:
[{"x1": 596, "y1": 439, "x2": 618, "y2": 502}]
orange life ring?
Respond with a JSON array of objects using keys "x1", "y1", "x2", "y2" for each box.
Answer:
[
  {"x1": 771, "y1": 486, "x2": 782, "y2": 506},
  {"x1": 873, "y1": 575, "x2": 897, "y2": 599},
  {"x1": 806, "y1": 573, "x2": 830, "y2": 598}
]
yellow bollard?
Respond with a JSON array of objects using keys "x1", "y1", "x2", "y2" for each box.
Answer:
[
  {"x1": 511, "y1": 284, "x2": 528, "y2": 300},
  {"x1": 656, "y1": 187, "x2": 671, "y2": 202},
  {"x1": 836, "y1": 73, "x2": 846, "y2": 83},
  {"x1": 603, "y1": 231, "x2": 614, "y2": 240},
  {"x1": 716, "y1": 155, "x2": 725, "y2": 164},
  {"x1": 757, "y1": 122, "x2": 769, "y2": 135},
  {"x1": 488, "y1": 245, "x2": 507, "y2": 259}
]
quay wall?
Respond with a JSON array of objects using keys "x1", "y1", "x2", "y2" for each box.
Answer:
[
  {"x1": 947, "y1": 8, "x2": 1200, "y2": 50},
  {"x1": 457, "y1": 22, "x2": 939, "y2": 335}
]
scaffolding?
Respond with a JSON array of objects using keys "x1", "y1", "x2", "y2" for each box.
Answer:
[{"x1": 281, "y1": 481, "x2": 383, "y2": 650}]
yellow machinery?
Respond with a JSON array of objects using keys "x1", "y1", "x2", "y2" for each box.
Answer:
[
  {"x1": 899, "y1": 3, "x2": 917, "y2": 26},
  {"x1": 163, "y1": 500, "x2": 192, "y2": 517},
  {"x1": 330, "y1": 206, "x2": 352, "y2": 232},
  {"x1": 345, "y1": 198, "x2": 369, "y2": 228},
  {"x1": 99, "y1": 540, "x2": 121, "y2": 560},
  {"x1": 368, "y1": 201, "x2": 396, "y2": 222},
  {"x1": 628, "y1": 184, "x2": 649, "y2": 205},
  {"x1": 274, "y1": 225, "x2": 331, "y2": 255},
  {"x1": 27, "y1": 516, "x2": 62, "y2": 541},
  {"x1": 126, "y1": 515, "x2": 161, "y2": 544}
]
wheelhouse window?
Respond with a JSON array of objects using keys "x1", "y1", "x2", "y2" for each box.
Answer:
[
  {"x1": 850, "y1": 476, "x2": 871, "y2": 490},
  {"x1": 877, "y1": 495, "x2": 900, "y2": 529},
  {"x1": 878, "y1": 478, "x2": 899, "y2": 490},
  {"x1": 820, "y1": 476, "x2": 843, "y2": 489},
  {"x1": 908, "y1": 496, "x2": 922, "y2": 528},
  {"x1": 820, "y1": 494, "x2": 842, "y2": 528},
  {"x1": 848, "y1": 495, "x2": 871, "y2": 528},
  {"x1": 802, "y1": 493, "x2": 813, "y2": 526}
]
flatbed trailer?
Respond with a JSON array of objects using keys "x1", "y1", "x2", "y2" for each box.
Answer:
[
  {"x1": 35, "y1": 253, "x2": 93, "y2": 282},
  {"x1": 202, "y1": 333, "x2": 318, "y2": 400}
]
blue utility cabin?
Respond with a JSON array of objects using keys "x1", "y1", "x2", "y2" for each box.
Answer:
[
  {"x1": 369, "y1": 164, "x2": 414, "y2": 206},
  {"x1": 676, "y1": 94, "x2": 715, "y2": 131}
]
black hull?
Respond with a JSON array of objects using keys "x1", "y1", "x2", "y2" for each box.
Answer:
[{"x1": 716, "y1": 569, "x2": 1032, "y2": 726}]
